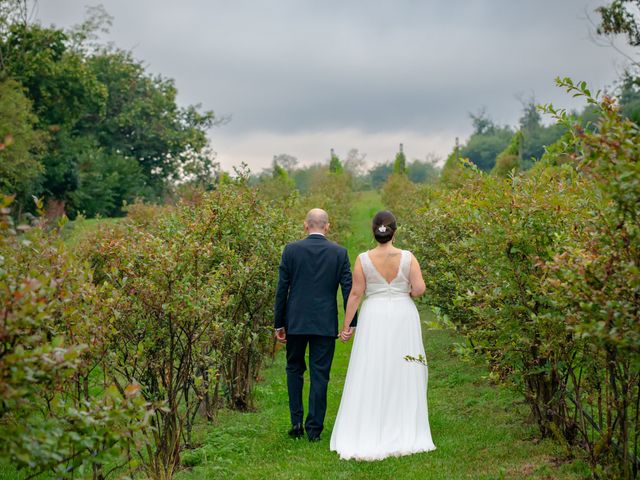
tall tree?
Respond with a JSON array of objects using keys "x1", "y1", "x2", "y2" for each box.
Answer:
[
  {"x1": 0, "y1": 5, "x2": 217, "y2": 217},
  {"x1": 393, "y1": 144, "x2": 407, "y2": 174},
  {"x1": 83, "y1": 49, "x2": 215, "y2": 195},
  {"x1": 329, "y1": 149, "x2": 344, "y2": 173}
]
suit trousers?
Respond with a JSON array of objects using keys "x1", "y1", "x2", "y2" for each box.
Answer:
[{"x1": 285, "y1": 334, "x2": 336, "y2": 438}]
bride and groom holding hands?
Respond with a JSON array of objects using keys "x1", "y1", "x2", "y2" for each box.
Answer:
[{"x1": 274, "y1": 208, "x2": 436, "y2": 461}]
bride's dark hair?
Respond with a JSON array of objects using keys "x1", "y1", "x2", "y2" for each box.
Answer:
[{"x1": 372, "y1": 211, "x2": 397, "y2": 244}]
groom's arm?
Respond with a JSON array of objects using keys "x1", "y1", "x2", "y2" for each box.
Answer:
[
  {"x1": 339, "y1": 250, "x2": 358, "y2": 327},
  {"x1": 274, "y1": 245, "x2": 290, "y2": 331}
]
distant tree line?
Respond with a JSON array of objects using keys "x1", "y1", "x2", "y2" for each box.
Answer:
[{"x1": 252, "y1": 147, "x2": 442, "y2": 193}]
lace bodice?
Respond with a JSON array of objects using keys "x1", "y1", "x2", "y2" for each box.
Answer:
[{"x1": 359, "y1": 249, "x2": 412, "y2": 298}]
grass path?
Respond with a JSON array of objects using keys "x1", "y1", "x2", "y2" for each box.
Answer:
[{"x1": 176, "y1": 191, "x2": 590, "y2": 480}]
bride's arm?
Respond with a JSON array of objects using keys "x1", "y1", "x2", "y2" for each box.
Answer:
[
  {"x1": 342, "y1": 257, "x2": 365, "y2": 332},
  {"x1": 409, "y1": 253, "x2": 426, "y2": 297}
]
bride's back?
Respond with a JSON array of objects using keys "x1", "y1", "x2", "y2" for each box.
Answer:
[
  {"x1": 366, "y1": 247, "x2": 404, "y2": 283},
  {"x1": 359, "y1": 247, "x2": 412, "y2": 298}
]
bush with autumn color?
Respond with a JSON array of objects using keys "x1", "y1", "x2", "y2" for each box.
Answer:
[
  {"x1": 80, "y1": 180, "x2": 297, "y2": 477},
  {"x1": 0, "y1": 196, "x2": 150, "y2": 479},
  {"x1": 401, "y1": 79, "x2": 639, "y2": 478}
]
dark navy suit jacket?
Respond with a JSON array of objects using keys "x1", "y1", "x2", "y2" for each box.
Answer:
[{"x1": 274, "y1": 234, "x2": 357, "y2": 337}]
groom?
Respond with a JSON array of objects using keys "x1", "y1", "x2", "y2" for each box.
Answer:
[{"x1": 274, "y1": 208, "x2": 356, "y2": 442}]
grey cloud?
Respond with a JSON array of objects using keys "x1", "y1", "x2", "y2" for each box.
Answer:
[{"x1": 35, "y1": 0, "x2": 632, "y2": 165}]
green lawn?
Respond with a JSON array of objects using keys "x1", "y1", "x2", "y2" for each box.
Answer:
[{"x1": 175, "y1": 191, "x2": 591, "y2": 480}]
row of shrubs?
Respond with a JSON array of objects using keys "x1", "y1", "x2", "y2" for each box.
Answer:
[
  {"x1": 1, "y1": 187, "x2": 268, "y2": 477},
  {"x1": 387, "y1": 79, "x2": 639, "y2": 479},
  {"x1": 0, "y1": 161, "x2": 356, "y2": 478}
]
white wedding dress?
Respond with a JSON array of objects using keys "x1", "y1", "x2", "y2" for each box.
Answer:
[{"x1": 330, "y1": 249, "x2": 436, "y2": 461}]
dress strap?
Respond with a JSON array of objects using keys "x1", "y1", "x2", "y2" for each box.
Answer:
[
  {"x1": 400, "y1": 250, "x2": 412, "y2": 279},
  {"x1": 359, "y1": 251, "x2": 371, "y2": 278}
]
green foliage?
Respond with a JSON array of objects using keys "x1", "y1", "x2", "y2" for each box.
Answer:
[
  {"x1": 597, "y1": 0, "x2": 640, "y2": 46},
  {"x1": 381, "y1": 172, "x2": 419, "y2": 222},
  {"x1": 618, "y1": 72, "x2": 640, "y2": 124},
  {"x1": 0, "y1": 8, "x2": 215, "y2": 218},
  {"x1": 1, "y1": 23, "x2": 108, "y2": 129},
  {"x1": 81, "y1": 183, "x2": 297, "y2": 477},
  {"x1": 392, "y1": 148, "x2": 407, "y2": 174},
  {"x1": 0, "y1": 196, "x2": 150, "y2": 478},
  {"x1": 407, "y1": 158, "x2": 441, "y2": 183},
  {"x1": 539, "y1": 77, "x2": 640, "y2": 479},
  {"x1": 518, "y1": 102, "x2": 566, "y2": 169},
  {"x1": 440, "y1": 151, "x2": 479, "y2": 188},
  {"x1": 458, "y1": 104, "x2": 564, "y2": 173},
  {"x1": 288, "y1": 163, "x2": 327, "y2": 193},
  {"x1": 491, "y1": 153, "x2": 519, "y2": 177},
  {"x1": 459, "y1": 124, "x2": 513, "y2": 171},
  {"x1": 69, "y1": 146, "x2": 148, "y2": 217},
  {"x1": 329, "y1": 151, "x2": 344, "y2": 174},
  {"x1": 367, "y1": 162, "x2": 394, "y2": 189},
  {"x1": 0, "y1": 79, "x2": 44, "y2": 212},
  {"x1": 254, "y1": 158, "x2": 297, "y2": 207},
  {"x1": 402, "y1": 79, "x2": 640, "y2": 479},
  {"x1": 491, "y1": 130, "x2": 522, "y2": 177},
  {"x1": 84, "y1": 49, "x2": 215, "y2": 193}
]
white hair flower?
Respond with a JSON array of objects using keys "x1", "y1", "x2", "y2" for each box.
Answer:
[{"x1": 378, "y1": 225, "x2": 387, "y2": 233}]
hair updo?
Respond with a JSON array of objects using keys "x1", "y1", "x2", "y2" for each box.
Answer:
[{"x1": 372, "y1": 210, "x2": 397, "y2": 244}]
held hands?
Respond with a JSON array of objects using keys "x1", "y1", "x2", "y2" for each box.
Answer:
[
  {"x1": 340, "y1": 326, "x2": 354, "y2": 342},
  {"x1": 275, "y1": 328, "x2": 287, "y2": 344}
]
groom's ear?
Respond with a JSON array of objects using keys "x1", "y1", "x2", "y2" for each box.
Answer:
[{"x1": 325, "y1": 222, "x2": 330, "y2": 233}]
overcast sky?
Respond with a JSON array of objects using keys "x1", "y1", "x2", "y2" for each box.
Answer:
[{"x1": 36, "y1": 1, "x2": 633, "y2": 171}]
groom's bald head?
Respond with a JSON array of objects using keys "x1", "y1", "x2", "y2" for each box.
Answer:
[{"x1": 305, "y1": 208, "x2": 329, "y2": 233}]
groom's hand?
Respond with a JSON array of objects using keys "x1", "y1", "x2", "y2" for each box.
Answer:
[{"x1": 275, "y1": 328, "x2": 287, "y2": 343}]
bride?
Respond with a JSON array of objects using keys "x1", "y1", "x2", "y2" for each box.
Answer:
[{"x1": 330, "y1": 210, "x2": 436, "y2": 461}]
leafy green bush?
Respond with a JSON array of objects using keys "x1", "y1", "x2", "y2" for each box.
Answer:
[
  {"x1": 539, "y1": 78, "x2": 640, "y2": 479},
  {"x1": 401, "y1": 79, "x2": 639, "y2": 478},
  {"x1": 0, "y1": 196, "x2": 149, "y2": 479},
  {"x1": 81, "y1": 182, "x2": 296, "y2": 477}
]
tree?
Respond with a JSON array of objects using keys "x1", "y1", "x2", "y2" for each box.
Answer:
[
  {"x1": 470, "y1": 107, "x2": 496, "y2": 135},
  {"x1": 68, "y1": 145, "x2": 147, "y2": 217},
  {"x1": 1, "y1": 23, "x2": 108, "y2": 130},
  {"x1": 272, "y1": 153, "x2": 298, "y2": 171},
  {"x1": 0, "y1": 79, "x2": 44, "y2": 213},
  {"x1": 343, "y1": 148, "x2": 367, "y2": 176},
  {"x1": 491, "y1": 131, "x2": 522, "y2": 177},
  {"x1": 392, "y1": 144, "x2": 407, "y2": 174},
  {"x1": 0, "y1": 6, "x2": 217, "y2": 217},
  {"x1": 459, "y1": 126, "x2": 513, "y2": 171},
  {"x1": 518, "y1": 101, "x2": 566, "y2": 169},
  {"x1": 367, "y1": 162, "x2": 393, "y2": 189},
  {"x1": 617, "y1": 72, "x2": 640, "y2": 123},
  {"x1": 407, "y1": 155, "x2": 441, "y2": 183},
  {"x1": 84, "y1": 49, "x2": 215, "y2": 195},
  {"x1": 329, "y1": 149, "x2": 344, "y2": 173},
  {"x1": 597, "y1": 0, "x2": 640, "y2": 47},
  {"x1": 289, "y1": 163, "x2": 326, "y2": 193}
]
